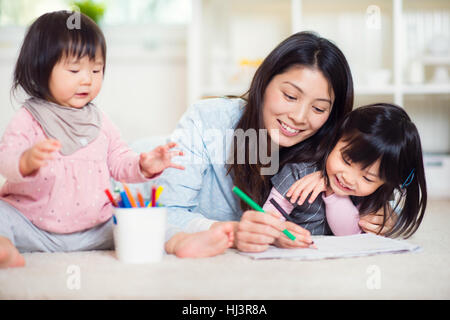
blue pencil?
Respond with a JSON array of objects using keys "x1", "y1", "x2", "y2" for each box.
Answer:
[{"x1": 120, "y1": 191, "x2": 132, "y2": 208}]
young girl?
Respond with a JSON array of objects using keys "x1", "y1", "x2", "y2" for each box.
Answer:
[
  {"x1": 263, "y1": 103, "x2": 427, "y2": 247},
  {"x1": 0, "y1": 11, "x2": 196, "y2": 268}
]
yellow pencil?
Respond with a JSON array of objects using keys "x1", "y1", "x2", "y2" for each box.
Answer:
[
  {"x1": 147, "y1": 186, "x2": 164, "y2": 207},
  {"x1": 156, "y1": 186, "x2": 163, "y2": 201}
]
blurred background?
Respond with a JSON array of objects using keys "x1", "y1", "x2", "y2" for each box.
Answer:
[{"x1": 0, "y1": 0, "x2": 449, "y2": 198}]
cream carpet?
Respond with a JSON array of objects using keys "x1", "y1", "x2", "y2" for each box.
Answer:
[{"x1": 1, "y1": 200, "x2": 449, "y2": 299}]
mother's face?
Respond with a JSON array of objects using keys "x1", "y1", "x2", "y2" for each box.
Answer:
[{"x1": 262, "y1": 66, "x2": 334, "y2": 148}]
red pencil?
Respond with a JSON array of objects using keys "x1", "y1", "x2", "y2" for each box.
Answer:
[
  {"x1": 151, "y1": 185, "x2": 156, "y2": 207},
  {"x1": 104, "y1": 189, "x2": 118, "y2": 207}
]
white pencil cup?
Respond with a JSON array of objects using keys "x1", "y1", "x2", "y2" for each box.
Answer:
[{"x1": 113, "y1": 207, "x2": 166, "y2": 264}]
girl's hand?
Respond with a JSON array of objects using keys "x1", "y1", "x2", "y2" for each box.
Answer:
[
  {"x1": 235, "y1": 210, "x2": 286, "y2": 252},
  {"x1": 359, "y1": 205, "x2": 397, "y2": 236},
  {"x1": 286, "y1": 171, "x2": 326, "y2": 206},
  {"x1": 273, "y1": 221, "x2": 314, "y2": 248},
  {"x1": 19, "y1": 139, "x2": 61, "y2": 177},
  {"x1": 139, "y1": 142, "x2": 185, "y2": 178}
]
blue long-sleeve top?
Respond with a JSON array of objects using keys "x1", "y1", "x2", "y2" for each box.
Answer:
[{"x1": 156, "y1": 97, "x2": 247, "y2": 234}]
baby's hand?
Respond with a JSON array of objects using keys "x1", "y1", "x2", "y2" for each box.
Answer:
[
  {"x1": 139, "y1": 142, "x2": 185, "y2": 178},
  {"x1": 286, "y1": 171, "x2": 326, "y2": 206},
  {"x1": 19, "y1": 139, "x2": 61, "y2": 177}
]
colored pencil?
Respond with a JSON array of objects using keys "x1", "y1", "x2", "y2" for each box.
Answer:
[
  {"x1": 137, "y1": 192, "x2": 145, "y2": 207},
  {"x1": 120, "y1": 191, "x2": 132, "y2": 208},
  {"x1": 121, "y1": 182, "x2": 137, "y2": 208},
  {"x1": 147, "y1": 185, "x2": 163, "y2": 207},
  {"x1": 155, "y1": 186, "x2": 163, "y2": 202},
  {"x1": 151, "y1": 185, "x2": 156, "y2": 207},
  {"x1": 232, "y1": 186, "x2": 296, "y2": 241},
  {"x1": 104, "y1": 189, "x2": 118, "y2": 207}
]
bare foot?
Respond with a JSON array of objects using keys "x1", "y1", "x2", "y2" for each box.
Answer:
[
  {"x1": 166, "y1": 223, "x2": 235, "y2": 258},
  {"x1": 0, "y1": 236, "x2": 25, "y2": 268}
]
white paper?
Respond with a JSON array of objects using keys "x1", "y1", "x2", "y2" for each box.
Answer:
[{"x1": 239, "y1": 234, "x2": 421, "y2": 260}]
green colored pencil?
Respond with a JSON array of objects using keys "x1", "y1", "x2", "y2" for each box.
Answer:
[{"x1": 232, "y1": 186, "x2": 296, "y2": 241}]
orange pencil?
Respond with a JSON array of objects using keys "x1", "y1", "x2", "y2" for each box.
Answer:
[
  {"x1": 121, "y1": 182, "x2": 137, "y2": 208},
  {"x1": 137, "y1": 192, "x2": 145, "y2": 208}
]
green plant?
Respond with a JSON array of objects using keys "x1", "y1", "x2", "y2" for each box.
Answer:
[{"x1": 72, "y1": 0, "x2": 105, "y2": 24}]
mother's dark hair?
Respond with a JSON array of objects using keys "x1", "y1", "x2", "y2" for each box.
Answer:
[{"x1": 228, "y1": 31, "x2": 354, "y2": 211}]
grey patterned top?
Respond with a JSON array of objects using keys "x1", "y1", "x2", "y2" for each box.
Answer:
[{"x1": 270, "y1": 163, "x2": 332, "y2": 235}]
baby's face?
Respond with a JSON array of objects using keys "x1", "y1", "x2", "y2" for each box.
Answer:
[
  {"x1": 49, "y1": 49, "x2": 104, "y2": 108},
  {"x1": 326, "y1": 139, "x2": 385, "y2": 197}
]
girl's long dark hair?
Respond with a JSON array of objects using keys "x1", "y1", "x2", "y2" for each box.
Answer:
[
  {"x1": 227, "y1": 31, "x2": 354, "y2": 211},
  {"x1": 322, "y1": 103, "x2": 427, "y2": 238},
  {"x1": 12, "y1": 10, "x2": 106, "y2": 102}
]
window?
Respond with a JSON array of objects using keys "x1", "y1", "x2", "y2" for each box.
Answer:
[{"x1": 0, "y1": 0, "x2": 191, "y2": 26}]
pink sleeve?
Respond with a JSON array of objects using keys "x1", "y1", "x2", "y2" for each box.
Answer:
[
  {"x1": 102, "y1": 113, "x2": 158, "y2": 183},
  {"x1": 0, "y1": 108, "x2": 41, "y2": 183},
  {"x1": 262, "y1": 187, "x2": 294, "y2": 221},
  {"x1": 322, "y1": 193, "x2": 362, "y2": 236}
]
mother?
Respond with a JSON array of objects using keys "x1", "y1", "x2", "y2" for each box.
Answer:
[{"x1": 158, "y1": 31, "x2": 393, "y2": 253}]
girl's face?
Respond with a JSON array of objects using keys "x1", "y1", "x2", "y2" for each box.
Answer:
[
  {"x1": 49, "y1": 49, "x2": 104, "y2": 108},
  {"x1": 262, "y1": 66, "x2": 334, "y2": 148},
  {"x1": 326, "y1": 139, "x2": 385, "y2": 197}
]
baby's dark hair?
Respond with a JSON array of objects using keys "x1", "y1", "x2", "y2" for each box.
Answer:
[
  {"x1": 321, "y1": 103, "x2": 427, "y2": 238},
  {"x1": 12, "y1": 10, "x2": 106, "y2": 101}
]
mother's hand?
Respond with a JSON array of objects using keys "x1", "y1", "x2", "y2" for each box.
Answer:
[
  {"x1": 273, "y1": 221, "x2": 314, "y2": 249},
  {"x1": 359, "y1": 206, "x2": 397, "y2": 236},
  {"x1": 235, "y1": 210, "x2": 286, "y2": 252},
  {"x1": 235, "y1": 210, "x2": 314, "y2": 252}
]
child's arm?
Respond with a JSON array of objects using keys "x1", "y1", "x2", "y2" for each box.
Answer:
[
  {"x1": 322, "y1": 192, "x2": 362, "y2": 236},
  {"x1": 139, "y1": 142, "x2": 184, "y2": 178},
  {"x1": 19, "y1": 139, "x2": 61, "y2": 177},
  {"x1": 359, "y1": 204, "x2": 397, "y2": 235},
  {"x1": 0, "y1": 108, "x2": 46, "y2": 183},
  {"x1": 286, "y1": 171, "x2": 326, "y2": 206},
  {"x1": 102, "y1": 113, "x2": 159, "y2": 182},
  {"x1": 262, "y1": 187, "x2": 294, "y2": 220}
]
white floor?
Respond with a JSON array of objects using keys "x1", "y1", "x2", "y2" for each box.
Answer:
[{"x1": 0, "y1": 199, "x2": 449, "y2": 299}]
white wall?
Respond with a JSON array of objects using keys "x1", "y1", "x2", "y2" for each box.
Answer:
[{"x1": 0, "y1": 25, "x2": 188, "y2": 144}]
